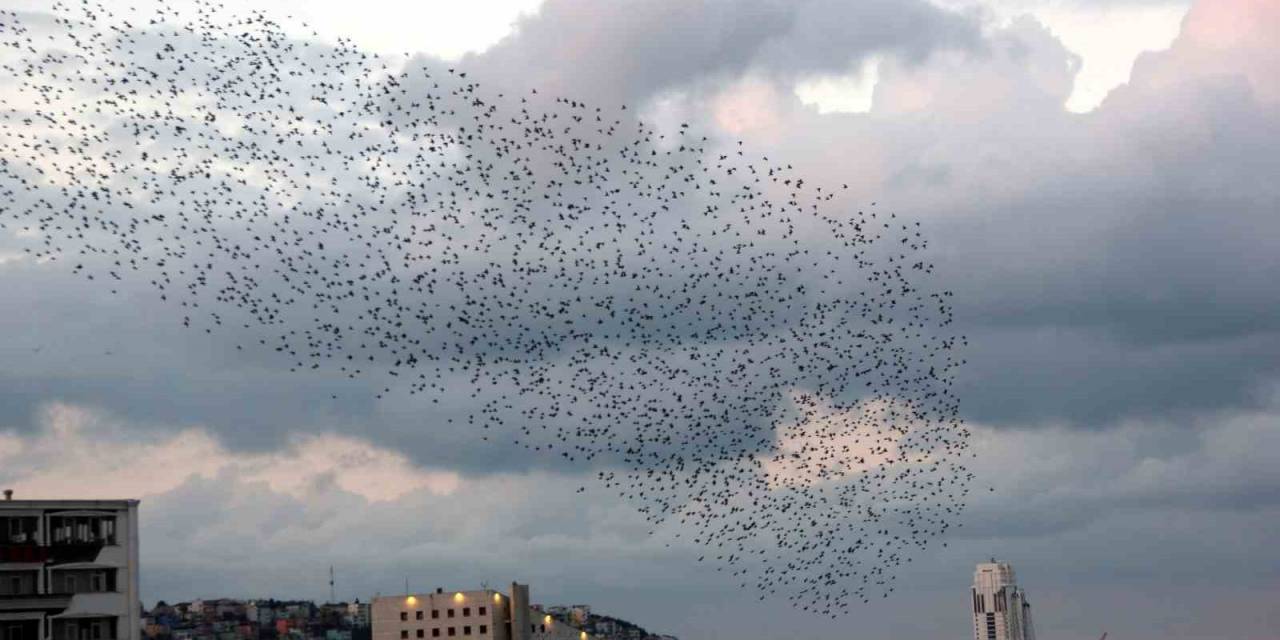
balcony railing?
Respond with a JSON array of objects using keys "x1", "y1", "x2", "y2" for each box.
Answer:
[
  {"x1": 1, "y1": 542, "x2": 109, "y2": 564},
  {"x1": 0, "y1": 593, "x2": 74, "y2": 612},
  {"x1": 0, "y1": 544, "x2": 51, "y2": 563}
]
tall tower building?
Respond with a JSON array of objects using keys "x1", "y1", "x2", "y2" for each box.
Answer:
[{"x1": 971, "y1": 560, "x2": 1035, "y2": 640}]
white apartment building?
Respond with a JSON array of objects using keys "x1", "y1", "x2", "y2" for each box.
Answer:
[
  {"x1": 372, "y1": 583, "x2": 585, "y2": 640},
  {"x1": 0, "y1": 493, "x2": 141, "y2": 640},
  {"x1": 971, "y1": 560, "x2": 1035, "y2": 640}
]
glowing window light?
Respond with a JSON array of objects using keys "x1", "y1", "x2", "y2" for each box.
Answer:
[{"x1": 453, "y1": 592, "x2": 465, "y2": 603}]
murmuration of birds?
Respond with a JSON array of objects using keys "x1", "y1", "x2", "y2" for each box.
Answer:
[{"x1": 0, "y1": 1, "x2": 973, "y2": 616}]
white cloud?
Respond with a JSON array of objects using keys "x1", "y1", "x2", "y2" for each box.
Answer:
[
  {"x1": 0, "y1": 0, "x2": 544, "y2": 60},
  {"x1": 0, "y1": 403, "x2": 459, "y2": 502},
  {"x1": 794, "y1": 55, "x2": 883, "y2": 114},
  {"x1": 927, "y1": 0, "x2": 1190, "y2": 111}
]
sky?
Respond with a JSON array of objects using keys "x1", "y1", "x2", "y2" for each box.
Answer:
[{"x1": 1, "y1": 0, "x2": 1278, "y2": 639}]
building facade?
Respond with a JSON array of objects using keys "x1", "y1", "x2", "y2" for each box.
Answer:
[
  {"x1": 971, "y1": 561, "x2": 1035, "y2": 640},
  {"x1": 0, "y1": 494, "x2": 141, "y2": 640},
  {"x1": 372, "y1": 584, "x2": 584, "y2": 640}
]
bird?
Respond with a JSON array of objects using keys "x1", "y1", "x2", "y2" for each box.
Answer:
[{"x1": 0, "y1": 0, "x2": 973, "y2": 617}]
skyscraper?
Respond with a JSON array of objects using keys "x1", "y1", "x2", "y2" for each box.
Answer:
[{"x1": 971, "y1": 560, "x2": 1036, "y2": 640}]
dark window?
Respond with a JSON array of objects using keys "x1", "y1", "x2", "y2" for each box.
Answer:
[
  {"x1": 477, "y1": 607, "x2": 486, "y2": 616},
  {"x1": 400, "y1": 631, "x2": 408, "y2": 639},
  {"x1": 478, "y1": 626, "x2": 487, "y2": 635},
  {"x1": 447, "y1": 629, "x2": 455, "y2": 638},
  {"x1": 416, "y1": 631, "x2": 424, "y2": 638},
  {"x1": 431, "y1": 611, "x2": 439, "y2": 620},
  {"x1": 539, "y1": 625, "x2": 545, "y2": 633},
  {"x1": 447, "y1": 610, "x2": 455, "y2": 619},
  {"x1": 0, "y1": 571, "x2": 37, "y2": 596},
  {"x1": 47, "y1": 516, "x2": 116, "y2": 545},
  {"x1": 462, "y1": 608, "x2": 470, "y2": 617},
  {"x1": 431, "y1": 631, "x2": 439, "y2": 638},
  {"x1": 400, "y1": 613, "x2": 408, "y2": 622},
  {"x1": 416, "y1": 611, "x2": 424, "y2": 620},
  {"x1": 462, "y1": 627, "x2": 470, "y2": 636},
  {"x1": 0, "y1": 517, "x2": 37, "y2": 544}
]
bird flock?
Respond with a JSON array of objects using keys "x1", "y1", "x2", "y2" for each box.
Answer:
[{"x1": 0, "y1": 1, "x2": 972, "y2": 615}]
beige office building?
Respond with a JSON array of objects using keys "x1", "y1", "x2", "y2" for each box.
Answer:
[
  {"x1": 971, "y1": 560, "x2": 1035, "y2": 640},
  {"x1": 0, "y1": 493, "x2": 141, "y2": 640},
  {"x1": 372, "y1": 583, "x2": 584, "y2": 640}
]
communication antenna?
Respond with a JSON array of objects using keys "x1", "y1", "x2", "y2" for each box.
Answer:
[{"x1": 329, "y1": 566, "x2": 336, "y2": 604}]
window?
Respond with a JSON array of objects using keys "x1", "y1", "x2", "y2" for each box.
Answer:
[
  {"x1": 477, "y1": 607, "x2": 485, "y2": 616},
  {"x1": 478, "y1": 626, "x2": 487, "y2": 635},
  {"x1": 462, "y1": 627, "x2": 470, "y2": 636},
  {"x1": 447, "y1": 610, "x2": 454, "y2": 619},
  {"x1": 99, "y1": 518, "x2": 116, "y2": 545},
  {"x1": 416, "y1": 631, "x2": 423, "y2": 638},
  {"x1": 447, "y1": 629, "x2": 455, "y2": 638},
  {"x1": 416, "y1": 612, "x2": 424, "y2": 621},
  {"x1": 400, "y1": 631, "x2": 408, "y2": 639},
  {"x1": 539, "y1": 625, "x2": 545, "y2": 633},
  {"x1": 431, "y1": 611, "x2": 439, "y2": 620},
  {"x1": 400, "y1": 613, "x2": 408, "y2": 622},
  {"x1": 462, "y1": 608, "x2": 470, "y2": 617},
  {"x1": 2, "y1": 517, "x2": 36, "y2": 543},
  {"x1": 431, "y1": 631, "x2": 439, "y2": 638}
]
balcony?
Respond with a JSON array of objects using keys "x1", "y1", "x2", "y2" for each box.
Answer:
[
  {"x1": 0, "y1": 593, "x2": 73, "y2": 613},
  {"x1": 0, "y1": 544, "x2": 50, "y2": 563}
]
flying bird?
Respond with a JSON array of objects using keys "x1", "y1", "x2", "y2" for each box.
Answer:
[{"x1": 0, "y1": 0, "x2": 973, "y2": 616}]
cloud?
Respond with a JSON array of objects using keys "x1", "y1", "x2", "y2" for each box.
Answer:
[
  {"x1": 0, "y1": 403, "x2": 459, "y2": 502},
  {"x1": 461, "y1": 0, "x2": 980, "y2": 105}
]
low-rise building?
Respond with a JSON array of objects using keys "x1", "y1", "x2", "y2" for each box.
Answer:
[{"x1": 371, "y1": 583, "x2": 585, "y2": 640}]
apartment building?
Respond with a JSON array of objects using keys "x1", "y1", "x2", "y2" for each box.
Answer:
[{"x1": 0, "y1": 492, "x2": 140, "y2": 640}]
